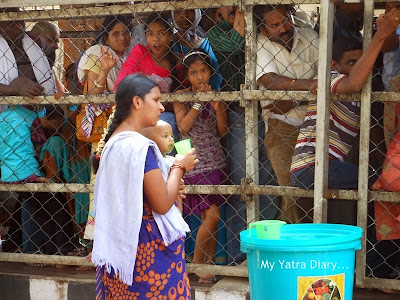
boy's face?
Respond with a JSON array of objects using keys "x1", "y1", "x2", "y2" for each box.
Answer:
[
  {"x1": 332, "y1": 49, "x2": 362, "y2": 75},
  {"x1": 153, "y1": 123, "x2": 174, "y2": 155}
]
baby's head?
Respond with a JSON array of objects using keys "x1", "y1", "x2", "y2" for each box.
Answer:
[{"x1": 142, "y1": 120, "x2": 174, "y2": 156}]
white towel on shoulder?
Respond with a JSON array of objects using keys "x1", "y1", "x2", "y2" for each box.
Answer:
[{"x1": 92, "y1": 131, "x2": 189, "y2": 286}]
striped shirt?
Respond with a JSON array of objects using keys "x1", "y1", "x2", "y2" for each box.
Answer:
[
  {"x1": 290, "y1": 72, "x2": 361, "y2": 173},
  {"x1": 208, "y1": 20, "x2": 245, "y2": 91}
]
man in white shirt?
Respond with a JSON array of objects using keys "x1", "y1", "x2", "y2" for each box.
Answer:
[{"x1": 254, "y1": 4, "x2": 318, "y2": 223}]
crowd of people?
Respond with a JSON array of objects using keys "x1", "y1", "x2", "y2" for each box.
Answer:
[{"x1": 0, "y1": 2, "x2": 399, "y2": 296}]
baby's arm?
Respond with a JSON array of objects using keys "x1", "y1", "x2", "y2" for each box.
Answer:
[
  {"x1": 174, "y1": 101, "x2": 201, "y2": 135},
  {"x1": 176, "y1": 179, "x2": 185, "y2": 215}
]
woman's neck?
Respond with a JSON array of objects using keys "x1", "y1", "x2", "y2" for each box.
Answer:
[{"x1": 152, "y1": 54, "x2": 171, "y2": 70}]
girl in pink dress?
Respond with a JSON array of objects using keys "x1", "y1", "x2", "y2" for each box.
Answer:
[{"x1": 115, "y1": 13, "x2": 183, "y2": 139}]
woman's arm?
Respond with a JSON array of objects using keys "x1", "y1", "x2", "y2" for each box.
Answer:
[
  {"x1": 211, "y1": 101, "x2": 228, "y2": 137},
  {"x1": 173, "y1": 101, "x2": 202, "y2": 135},
  {"x1": 143, "y1": 167, "x2": 184, "y2": 214},
  {"x1": 144, "y1": 148, "x2": 198, "y2": 214},
  {"x1": 86, "y1": 47, "x2": 117, "y2": 94}
]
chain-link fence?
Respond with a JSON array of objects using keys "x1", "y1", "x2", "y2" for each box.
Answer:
[{"x1": 0, "y1": 0, "x2": 398, "y2": 291}]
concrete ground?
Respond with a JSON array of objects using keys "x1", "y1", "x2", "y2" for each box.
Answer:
[{"x1": 0, "y1": 262, "x2": 398, "y2": 299}]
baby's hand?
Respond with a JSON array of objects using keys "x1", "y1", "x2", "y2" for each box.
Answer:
[{"x1": 178, "y1": 179, "x2": 186, "y2": 199}]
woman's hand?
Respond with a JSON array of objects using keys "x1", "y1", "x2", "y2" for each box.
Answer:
[
  {"x1": 174, "y1": 148, "x2": 199, "y2": 173},
  {"x1": 100, "y1": 46, "x2": 117, "y2": 72},
  {"x1": 194, "y1": 83, "x2": 212, "y2": 93}
]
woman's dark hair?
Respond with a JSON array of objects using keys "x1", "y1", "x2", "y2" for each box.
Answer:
[
  {"x1": 144, "y1": 12, "x2": 182, "y2": 92},
  {"x1": 332, "y1": 37, "x2": 363, "y2": 63},
  {"x1": 91, "y1": 74, "x2": 159, "y2": 173},
  {"x1": 94, "y1": 15, "x2": 133, "y2": 45},
  {"x1": 182, "y1": 49, "x2": 214, "y2": 78}
]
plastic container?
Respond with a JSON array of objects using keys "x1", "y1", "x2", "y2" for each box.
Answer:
[
  {"x1": 240, "y1": 224, "x2": 362, "y2": 300},
  {"x1": 174, "y1": 139, "x2": 192, "y2": 154},
  {"x1": 249, "y1": 220, "x2": 286, "y2": 239}
]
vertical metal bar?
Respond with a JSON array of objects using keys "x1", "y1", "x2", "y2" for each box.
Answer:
[
  {"x1": 243, "y1": 3, "x2": 259, "y2": 224},
  {"x1": 355, "y1": 0, "x2": 373, "y2": 288},
  {"x1": 313, "y1": 0, "x2": 334, "y2": 223}
]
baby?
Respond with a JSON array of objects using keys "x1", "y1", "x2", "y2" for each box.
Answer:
[
  {"x1": 142, "y1": 120, "x2": 175, "y2": 165},
  {"x1": 142, "y1": 120, "x2": 184, "y2": 212}
]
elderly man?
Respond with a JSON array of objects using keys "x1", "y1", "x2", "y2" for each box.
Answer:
[
  {"x1": 0, "y1": 8, "x2": 74, "y2": 256},
  {"x1": 254, "y1": 4, "x2": 319, "y2": 223},
  {"x1": 0, "y1": 11, "x2": 57, "y2": 98}
]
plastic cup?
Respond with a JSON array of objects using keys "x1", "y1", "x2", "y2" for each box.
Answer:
[
  {"x1": 174, "y1": 139, "x2": 192, "y2": 154},
  {"x1": 249, "y1": 220, "x2": 286, "y2": 239}
]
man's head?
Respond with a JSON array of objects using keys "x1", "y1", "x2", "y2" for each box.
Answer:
[
  {"x1": 254, "y1": 5, "x2": 294, "y2": 50},
  {"x1": 216, "y1": 6, "x2": 236, "y2": 26},
  {"x1": 0, "y1": 8, "x2": 26, "y2": 45},
  {"x1": 30, "y1": 21, "x2": 61, "y2": 50},
  {"x1": 332, "y1": 37, "x2": 363, "y2": 75}
]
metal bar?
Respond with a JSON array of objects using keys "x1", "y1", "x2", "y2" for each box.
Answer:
[
  {"x1": 187, "y1": 263, "x2": 248, "y2": 278},
  {"x1": 355, "y1": 0, "x2": 374, "y2": 288},
  {"x1": 313, "y1": 0, "x2": 334, "y2": 223},
  {"x1": 0, "y1": 253, "x2": 248, "y2": 278},
  {"x1": 3, "y1": 91, "x2": 400, "y2": 105},
  {"x1": 359, "y1": 277, "x2": 400, "y2": 291},
  {"x1": 1, "y1": 183, "x2": 398, "y2": 202},
  {"x1": 243, "y1": 3, "x2": 259, "y2": 225},
  {"x1": 0, "y1": 253, "x2": 92, "y2": 267},
  {"x1": 0, "y1": 0, "x2": 240, "y2": 20},
  {"x1": 0, "y1": 0, "x2": 321, "y2": 11}
]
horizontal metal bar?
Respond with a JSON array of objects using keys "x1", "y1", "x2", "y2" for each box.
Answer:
[
  {"x1": 0, "y1": 253, "x2": 248, "y2": 278},
  {"x1": 358, "y1": 277, "x2": 400, "y2": 291},
  {"x1": 0, "y1": 252, "x2": 92, "y2": 267},
  {"x1": 2, "y1": 91, "x2": 400, "y2": 105},
  {"x1": 187, "y1": 263, "x2": 248, "y2": 277},
  {"x1": 0, "y1": 0, "x2": 238, "y2": 21},
  {"x1": 1, "y1": 183, "x2": 398, "y2": 203}
]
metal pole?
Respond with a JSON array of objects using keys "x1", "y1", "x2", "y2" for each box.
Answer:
[
  {"x1": 243, "y1": 3, "x2": 259, "y2": 224},
  {"x1": 313, "y1": 0, "x2": 334, "y2": 223},
  {"x1": 355, "y1": 0, "x2": 373, "y2": 288}
]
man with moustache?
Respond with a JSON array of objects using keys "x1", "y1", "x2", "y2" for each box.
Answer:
[
  {"x1": 254, "y1": 4, "x2": 319, "y2": 223},
  {"x1": 0, "y1": 10, "x2": 56, "y2": 98}
]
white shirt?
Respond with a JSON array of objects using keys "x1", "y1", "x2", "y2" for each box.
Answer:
[{"x1": 256, "y1": 27, "x2": 319, "y2": 132}]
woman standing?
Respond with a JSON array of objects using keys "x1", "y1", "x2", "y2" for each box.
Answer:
[
  {"x1": 114, "y1": 12, "x2": 183, "y2": 141},
  {"x1": 78, "y1": 14, "x2": 132, "y2": 94},
  {"x1": 93, "y1": 74, "x2": 198, "y2": 299}
]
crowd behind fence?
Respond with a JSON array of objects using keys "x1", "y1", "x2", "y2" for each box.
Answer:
[{"x1": 0, "y1": 0, "x2": 398, "y2": 291}]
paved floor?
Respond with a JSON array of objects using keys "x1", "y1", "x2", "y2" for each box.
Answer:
[{"x1": 0, "y1": 262, "x2": 398, "y2": 299}]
